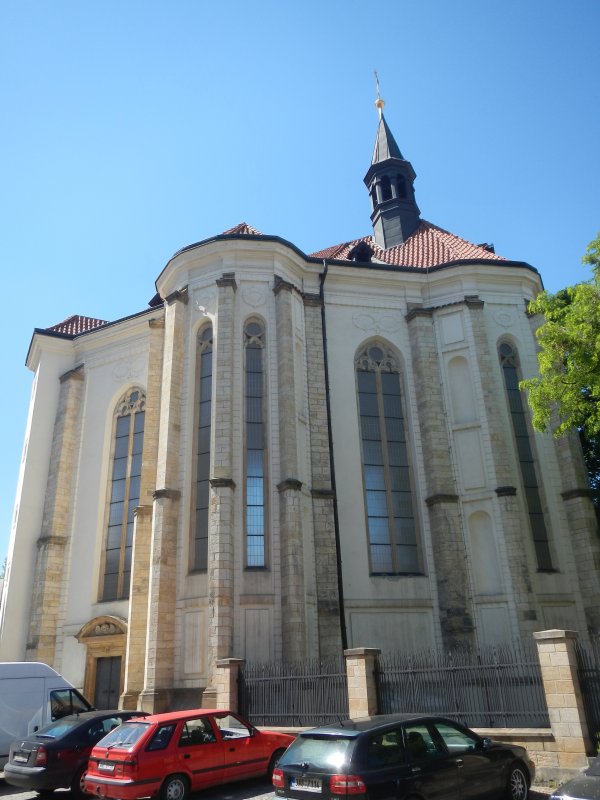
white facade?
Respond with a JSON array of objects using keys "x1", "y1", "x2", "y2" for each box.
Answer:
[{"x1": 2, "y1": 114, "x2": 599, "y2": 711}]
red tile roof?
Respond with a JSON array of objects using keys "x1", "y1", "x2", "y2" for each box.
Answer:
[
  {"x1": 46, "y1": 315, "x2": 109, "y2": 336},
  {"x1": 221, "y1": 222, "x2": 263, "y2": 236},
  {"x1": 310, "y1": 220, "x2": 506, "y2": 268}
]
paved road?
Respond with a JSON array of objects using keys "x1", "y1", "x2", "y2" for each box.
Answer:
[
  {"x1": 0, "y1": 777, "x2": 275, "y2": 800},
  {"x1": 0, "y1": 776, "x2": 554, "y2": 799}
]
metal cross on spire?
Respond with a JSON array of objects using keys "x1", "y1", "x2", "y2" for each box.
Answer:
[{"x1": 374, "y1": 70, "x2": 385, "y2": 118}]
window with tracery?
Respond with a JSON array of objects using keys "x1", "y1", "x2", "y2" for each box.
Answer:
[
  {"x1": 498, "y1": 342, "x2": 553, "y2": 570},
  {"x1": 356, "y1": 344, "x2": 420, "y2": 575},
  {"x1": 102, "y1": 388, "x2": 145, "y2": 601},
  {"x1": 192, "y1": 325, "x2": 213, "y2": 571},
  {"x1": 244, "y1": 320, "x2": 267, "y2": 567}
]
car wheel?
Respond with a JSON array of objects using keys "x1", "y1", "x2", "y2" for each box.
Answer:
[
  {"x1": 268, "y1": 748, "x2": 286, "y2": 779},
  {"x1": 507, "y1": 764, "x2": 528, "y2": 800},
  {"x1": 70, "y1": 764, "x2": 88, "y2": 799},
  {"x1": 161, "y1": 774, "x2": 189, "y2": 800}
]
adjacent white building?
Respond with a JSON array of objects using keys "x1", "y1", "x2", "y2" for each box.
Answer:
[{"x1": 1, "y1": 102, "x2": 598, "y2": 711}]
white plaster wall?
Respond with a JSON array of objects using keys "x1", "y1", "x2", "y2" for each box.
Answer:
[
  {"x1": 0, "y1": 343, "x2": 75, "y2": 660},
  {"x1": 53, "y1": 322, "x2": 152, "y2": 682},
  {"x1": 323, "y1": 280, "x2": 437, "y2": 652}
]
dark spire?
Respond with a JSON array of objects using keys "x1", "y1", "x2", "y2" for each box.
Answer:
[
  {"x1": 371, "y1": 114, "x2": 404, "y2": 163},
  {"x1": 363, "y1": 89, "x2": 421, "y2": 249}
]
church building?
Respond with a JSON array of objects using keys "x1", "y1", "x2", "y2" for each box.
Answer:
[{"x1": 1, "y1": 96, "x2": 599, "y2": 711}]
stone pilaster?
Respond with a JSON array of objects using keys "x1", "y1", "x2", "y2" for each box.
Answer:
[
  {"x1": 204, "y1": 274, "x2": 237, "y2": 702},
  {"x1": 304, "y1": 294, "x2": 343, "y2": 656},
  {"x1": 213, "y1": 658, "x2": 245, "y2": 711},
  {"x1": 344, "y1": 648, "x2": 380, "y2": 717},
  {"x1": 138, "y1": 294, "x2": 187, "y2": 713},
  {"x1": 274, "y1": 278, "x2": 306, "y2": 660},
  {"x1": 467, "y1": 299, "x2": 539, "y2": 635},
  {"x1": 121, "y1": 316, "x2": 164, "y2": 709},
  {"x1": 26, "y1": 365, "x2": 84, "y2": 665},
  {"x1": 557, "y1": 431, "x2": 600, "y2": 632},
  {"x1": 406, "y1": 308, "x2": 474, "y2": 648},
  {"x1": 534, "y1": 629, "x2": 592, "y2": 774}
]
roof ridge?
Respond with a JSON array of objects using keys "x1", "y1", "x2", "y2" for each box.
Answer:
[
  {"x1": 220, "y1": 222, "x2": 263, "y2": 236},
  {"x1": 309, "y1": 220, "x2": 506, "y2": 267}
]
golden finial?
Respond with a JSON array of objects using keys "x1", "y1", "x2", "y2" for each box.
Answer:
[{"x1": 374, "y1": 70, "x2": 385, "y2": 118}]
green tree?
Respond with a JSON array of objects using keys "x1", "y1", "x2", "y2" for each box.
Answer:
[{"x1": 521, "y1": 232, "x2": 600, "y2": 509}]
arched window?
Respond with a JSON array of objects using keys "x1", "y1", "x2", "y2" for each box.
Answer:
[
  {"x1": 102, "y1": 388, "x2": 146, "y2": 601},
  {"x1": 192, "y1": 325, "x2": 213, "y2": 571},
  {"x1": 356, "y1": 344, "x2": 420, "y2": 575},
  {"x1": 244, "y1": 320, "x2": 267, "y2": 567},
  {"x1": 397, "y1": 174, "x2": 407, "y2": 199},
  {"x1": 380, "y1": 175, "x2": 392, "y2": 202},
  {"x1": 498, "y1": 342, "x2": 552, "y2": 570},
  {"x1": 370, "y1": 186, "x2": 378, "y2": 210}
]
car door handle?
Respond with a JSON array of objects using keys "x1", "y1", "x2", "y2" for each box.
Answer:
[
  {"x1": 455, "y1": 758, "x2": 463, "y2": 768},
  {"x1": 183, "y1": 754, "x2": 190, "y2": 759},
  {"x1": 229, "y1": 747, "x2": 235, "y2": 752},
  {"x1": 410, "y1": 766, "x2": 421, "y2": 774}
]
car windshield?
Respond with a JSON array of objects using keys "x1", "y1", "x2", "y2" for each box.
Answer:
[
  {"x1": 35, "y1": 718, "x2": 83, "y2": 739},
  {"x1": 96, "y1": 721, "x2": 150, "y2": 750},
  {"x1": 278, "y1": 735, "x2": 354, "y2": 771}
]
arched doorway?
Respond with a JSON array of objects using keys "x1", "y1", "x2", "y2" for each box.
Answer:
[{"x1": 76, "y1": 616, "x2": 127, "y2": 709}]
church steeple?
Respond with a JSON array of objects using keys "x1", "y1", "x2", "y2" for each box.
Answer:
[{"x1": 363, "y1": 88, "x2": 421, "y2": 249}]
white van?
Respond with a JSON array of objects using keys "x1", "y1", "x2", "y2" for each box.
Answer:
[{"x1": 0, "y1": 662, "x2": 93, "y2": 771}]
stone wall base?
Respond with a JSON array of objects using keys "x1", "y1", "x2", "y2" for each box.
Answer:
[
  {"x1": 137, "y1": 689, "x2": 172, "y2": 714},
  {"x1": 474, "y1": 728, "x2": 592, "y2": 785}
]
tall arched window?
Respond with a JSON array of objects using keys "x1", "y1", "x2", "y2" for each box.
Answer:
[
  {"x1": 102, "y1": 388, "x2": 145, "y2": 601},
  {"x1": 192, "y1": 325, "x2": 213, "y2": 571},
  {"x1": 498, "y1": 342, "x2": 553, "y2": 570},
  {"x1": 244, "y1": 320, "x2": 267, "y2": 567},
  {"x1": 356, "y1": 344, "x2": 420, "y2": 575}
]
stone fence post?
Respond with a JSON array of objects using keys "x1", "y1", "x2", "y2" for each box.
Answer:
[
  {"x1": 533, "y1": 629, "x2": 592, "y2": 772},
  {"x1": 209, "y1": 658, "x2": 245, "y2": 711},
  {"x1": 344, "y1": 648, "x2": 380, "y2": 718}
]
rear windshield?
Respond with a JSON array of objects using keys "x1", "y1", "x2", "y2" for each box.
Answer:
[
  {"x1": 96, "y1": 721, "x2": 150, "y2": 750},
  {"x1": 35, "y1": 718, "x2": 83, "y2": 739},
  {"x1": 278, "y1": 735, "x2": 354, "y2": 771}
]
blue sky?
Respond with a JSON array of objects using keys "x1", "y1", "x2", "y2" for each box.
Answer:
[{"x1": 1, "y1": 0, "x2": 599, "y2": 565}]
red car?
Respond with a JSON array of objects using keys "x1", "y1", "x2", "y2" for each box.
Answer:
[{"x1": 84, "y1": 708, "x2": 294, "y2": 800}]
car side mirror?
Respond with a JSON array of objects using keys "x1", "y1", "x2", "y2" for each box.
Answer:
[{"x1": 480, "y1": 737, "x2": 493, "y2": 750}]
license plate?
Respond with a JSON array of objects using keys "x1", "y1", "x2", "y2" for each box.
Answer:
[
  {"x1": 290, "y1": 777, "x2": 322, "y2": 793},
  {"x1": 13, "y1": 754, "x2": 28, "y2": 764},
  {"x1": 98, "y1": 762, "x2": 115, "y2": 773}
]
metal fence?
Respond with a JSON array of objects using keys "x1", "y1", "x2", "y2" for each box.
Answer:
[
  {"x1": 576, "y1": 635, "x2": 600, "y2": 752},
  {"x1": 376, "y1": 640, "x2": 549, "y2": 728},
  {"x1": 238, "y1": 655, "x2": 349, "y2": 727}
]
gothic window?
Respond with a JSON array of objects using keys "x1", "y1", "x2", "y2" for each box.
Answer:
[
  {"x1": 244, "y1": 320, "x2": 267, "y2": 567},
  {"x1": 380, "y1": 175, "x2": 392, "y2": 201},
  {"x1": 356, "y1": 344, "x2": 421, "y2": 575},
  {"x1": 102, "y1": 388, "x2": 145, "y2": 601},
  {"x1": 397, "y1": 174, "x2": 407, "y2": 199},
  {"x1": 192, "y1": 325, "x2": 213, "y2": 571},
  {"x1": 498, "y1": 342, "x2": 553, "y2": 570}
]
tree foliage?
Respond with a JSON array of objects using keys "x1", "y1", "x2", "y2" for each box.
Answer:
[
  {"x1": 521, "y1": 232, "x2": 600, "y2": 511},
  {"x1": 521, "y1": 232, "x2": 600, "y2": 439}
]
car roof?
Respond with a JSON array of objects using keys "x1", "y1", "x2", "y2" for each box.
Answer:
[
  {"x1": 298, "y1": 714, "x2": 458, "y2": 737},
  {"x1": 122, "y1": 708, "x2": 231, "y2": 725},
  {"x1": 48, "y1": 710, "x2": 148, "y2": 724}
]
